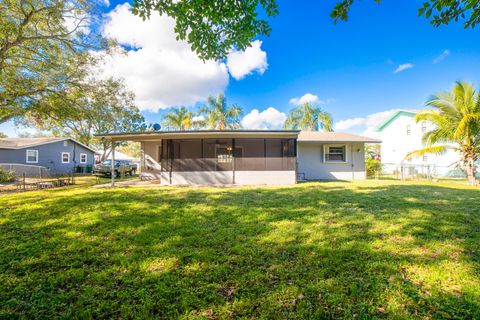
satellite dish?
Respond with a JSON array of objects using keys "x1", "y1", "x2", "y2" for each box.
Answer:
[{"x1": 152, "y1": 123, "x2": 161, "y2": 131}]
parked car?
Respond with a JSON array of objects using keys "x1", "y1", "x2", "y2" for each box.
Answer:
[{"x1": 93, "y1": 160, "x2": 137, "y2": 177}]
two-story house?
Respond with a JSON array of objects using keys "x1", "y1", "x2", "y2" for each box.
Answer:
[{"x1": 375, "y1": 110, "x2": 459, "y2": 176}]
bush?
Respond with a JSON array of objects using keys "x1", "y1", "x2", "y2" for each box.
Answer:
[
  {"x1": 0, "y1": 168, "x2": 16, "y2": 183},
  {"x1": 366, "y1": 158, "x2": 382, "y2": 178}
]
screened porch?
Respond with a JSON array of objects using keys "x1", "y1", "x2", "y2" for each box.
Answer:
[{"x1": 159, "y1": 138, "x2": 296, "y2": 173}]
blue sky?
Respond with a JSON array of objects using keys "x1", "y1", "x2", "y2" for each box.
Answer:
[{"x1": 2, "y1": 0, "x2": 480, "y2": 137}]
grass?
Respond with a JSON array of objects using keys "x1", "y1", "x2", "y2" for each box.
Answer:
[{"x1": 1, "y1": 180, "x2": 479, "y2": 319}]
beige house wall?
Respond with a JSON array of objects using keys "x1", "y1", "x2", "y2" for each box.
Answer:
[{"x1": 297, "y1": 142, "x2": 366, "y2": 180}]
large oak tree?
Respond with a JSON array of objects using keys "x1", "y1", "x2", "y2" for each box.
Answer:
[
  {"x1": 132, "y1": 0, "x2": 480, "y2": 61},
  {"x1": 0, "y1": 0, "x2": 104, "y2": 124},
  {"x1": 20, "y1": 77, "x2": 147, "y2": 160}
]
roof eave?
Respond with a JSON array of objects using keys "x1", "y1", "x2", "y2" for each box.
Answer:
[
  {"x1": 96, "y1": 130, "x2": 301, "y2": 141},
  {"x1": 298, "y1": 139, "x2": 381, "y2": 143},
  {"x1": 375, "y1": 110, "x2": 417, "y2": 132}
]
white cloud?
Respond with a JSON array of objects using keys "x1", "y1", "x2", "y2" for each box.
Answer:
[
  {"x1": 289, "y1": 93, "x2": 335, "y2": 106},
  {"x1": 334, "y1": 109, "x2": 401, "y2": 138},
  {"x1": 192, "y1": 115, "x2": 205, "y2": 122},
  {"x1": 433, "y1": 49, "x2": 450, "y2": 64},
  {"x1": 227, "y1": 40, "x2": 268, "y2": 80},
  {"x1": 98, "y1": 3, "x2": 229, "y2": 111},
  {"x1": 334, "y1": 117, "x2": 366, "y2": 131},
  {"x1": 241, "y1": 107, "x2": 287, "y2": 129},
  {"x1": 289, "y1": 93, "x2": 319, "y2": 105},
  {"x1": 394, "y1": 63, "x2": 414, "y2": 74}
]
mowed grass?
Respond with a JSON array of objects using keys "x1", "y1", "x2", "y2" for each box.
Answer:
[{"x1": 1, "y1": 180, "x2": 479, "y2": 319}]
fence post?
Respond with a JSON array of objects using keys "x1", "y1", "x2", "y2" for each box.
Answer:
[{"x1": 23, "y1": 173, "x2": 26, "y2": 191}]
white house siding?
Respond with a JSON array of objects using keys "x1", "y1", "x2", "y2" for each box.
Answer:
[
  {"x1": 297, "y1": 142, "x2": 366, "y2": 180},
  {"x1": 379, "y1": 114, "x2": 459, "y2": 175}
]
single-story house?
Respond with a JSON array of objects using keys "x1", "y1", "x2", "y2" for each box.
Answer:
[
  {"x1": 97, "y1": 130, "x2": 380, "y2": 185},
  {"x1": 0, "y1": 137, "x2": 96, "y2": 175}
]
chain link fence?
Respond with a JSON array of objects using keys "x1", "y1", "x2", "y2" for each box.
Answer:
[
  {"x1": 0, "y1": 163, "x2": 76, "y2": 192},
  {"x1": 368, "y1": 162, "x2": 479, "y2": 181},
  {"x1": 0, "y1": 163, "x2": 141, "y2": 193}
]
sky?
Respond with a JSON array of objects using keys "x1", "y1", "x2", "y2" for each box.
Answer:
[{"x1": 2, "y1": 0, "x2": 480, "y2": 137}]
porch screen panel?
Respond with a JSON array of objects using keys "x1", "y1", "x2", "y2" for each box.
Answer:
[
  {"x1": 265, "y1": 139, "x2": 282, "y2": 170},
  {"x1": 173, "y1": 139, "x2": 203, "y2": 171},
  {"x1": 234, "y1": 139, "x2": 265, "y2": 171},
  {"x1": 160, "y1": 140, "x2": 170, "y2": 172},
  {"x1": 283, "y1": 138, "x2": 296, "y2": 170},
  {"x1": 203, "y1": 139, "x2": 233, "y2": 171}
]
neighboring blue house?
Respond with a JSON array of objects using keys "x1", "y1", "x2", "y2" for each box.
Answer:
[{"x1": 0, "y1": 137, "x2": 96, "y2": 175}]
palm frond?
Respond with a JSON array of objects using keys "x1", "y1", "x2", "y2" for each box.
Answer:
[
  {"x1": 454, "y1": 113, "x2": 480, "y2": 140},
  {"x1": 405, "y1": 145, "x2": 452, "y2": 160},
  {"x1": 317, "y1": 111, "x2": 333, "y2": 132}
]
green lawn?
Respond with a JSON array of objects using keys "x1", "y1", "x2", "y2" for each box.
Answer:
[{"x1": 1, "y1": 180, "x2": 479, "y2": 319}]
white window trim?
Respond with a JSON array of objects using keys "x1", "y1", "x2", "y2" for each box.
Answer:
[
  {"x1": 62, "y1": 152, "x2": 70, "y2": 164},
  {"x1": 80, "y1": 153, "x2": 87, "y2": 164},
  {"x1": 323, "y1": 144, "x2": 348, "y2": 163},
  {"x1": 26, "y1": 149, "x2": 38, "y2": 164}
]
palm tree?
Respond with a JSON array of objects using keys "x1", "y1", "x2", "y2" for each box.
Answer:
[
  {"x1": 406, "y1": 81, "x2": 480, "y2": 185},
  {"x1": 198, "y1": 94, "x2": 243, "y2": 130},
  {"x1": 162, "y1": 106, "x2": 193, "y2": 130},
  {"x1": 284, "y1": 102, "x2": 333, "y2": 131}
]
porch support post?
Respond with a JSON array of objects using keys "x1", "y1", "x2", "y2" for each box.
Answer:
[
  {"x1": 232, "y1": 138, "x2": 235, "y2": 184},
  {"x1": 111, "y1": 140, "x2": 116, "y2": 187}
]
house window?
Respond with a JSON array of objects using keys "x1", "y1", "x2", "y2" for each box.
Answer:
[
  {"x1": 62, "y1": 152, "x2": 70, "y2": 163},
  {"x1": 421, "y1": 122, "x2": 427, "y2": 133},
  {"x1": 63, "y1": 140, "x2": 68, "y2": 147},
  {"x1": 26, "y1": 150, "x2": 38, "y2": 163},
  {"x1": 80, "y1": 153, "x2": 87, "y2": 164},
  {"x1": 406, "y1": 125, "x2": 411, "y2": 136},
  {"x1": 324, "y1": 145, "x2": 347, "y2": 162},
  {"x1": 216, "y1": 146, "x2": 233, "y2": 163},
  {"x1": 423, "y1": 155, "x2": 428, "y2": 162}
]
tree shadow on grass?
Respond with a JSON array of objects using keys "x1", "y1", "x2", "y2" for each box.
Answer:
[{"x1": 0, "y1": 182, "x2": 479, "y2": 319}]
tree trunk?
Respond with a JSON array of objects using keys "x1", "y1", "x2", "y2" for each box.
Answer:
[
  {"x1": 465, "y1": 157, "x2": 479, "y2": 186},
  {"x1": 101, "y1": 144, "x2": 111, "y2": 162}
]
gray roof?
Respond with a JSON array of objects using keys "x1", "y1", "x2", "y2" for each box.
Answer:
[
  {"x1": 298, "y1": 131, "x2": 381, "y2": 143},
  {"x1": 0, "y1": 137, "x2": 97, "y2": 152}
]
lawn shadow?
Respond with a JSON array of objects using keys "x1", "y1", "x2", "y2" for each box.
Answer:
[{"x1": 1, "y1": 182, "x2": 479, "y2": 319}]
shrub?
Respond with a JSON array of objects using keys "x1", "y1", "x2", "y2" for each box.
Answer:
[
  {"x1": 0, "y1": 168, "x2": 16, "y2": 183},
  {"x1": 366, "y1": 158, "x2": 383, "y2": 178}
]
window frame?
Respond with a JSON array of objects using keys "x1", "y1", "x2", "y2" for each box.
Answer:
[
  {"x1": 80, "y1": 153, "x2": 87, "y2": 164},
  {"x1": 406, "y1": 124, "x2": 412, "y2": 136},
  {"x1": 26, "y1": 149, "x2": 38, "y2": 164},
  {"x1": 61, "y1": 152, "x2": 70, "y2": 164},
  {"x1": 421, "y1": 121, "x2": 427, "y2": 134},
  {"x1": 323, "y1": 144, "x2": 348, "y2": 163},
  {"x1": 215, "y1": 145, "x2": 233, "y2": 164}
]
